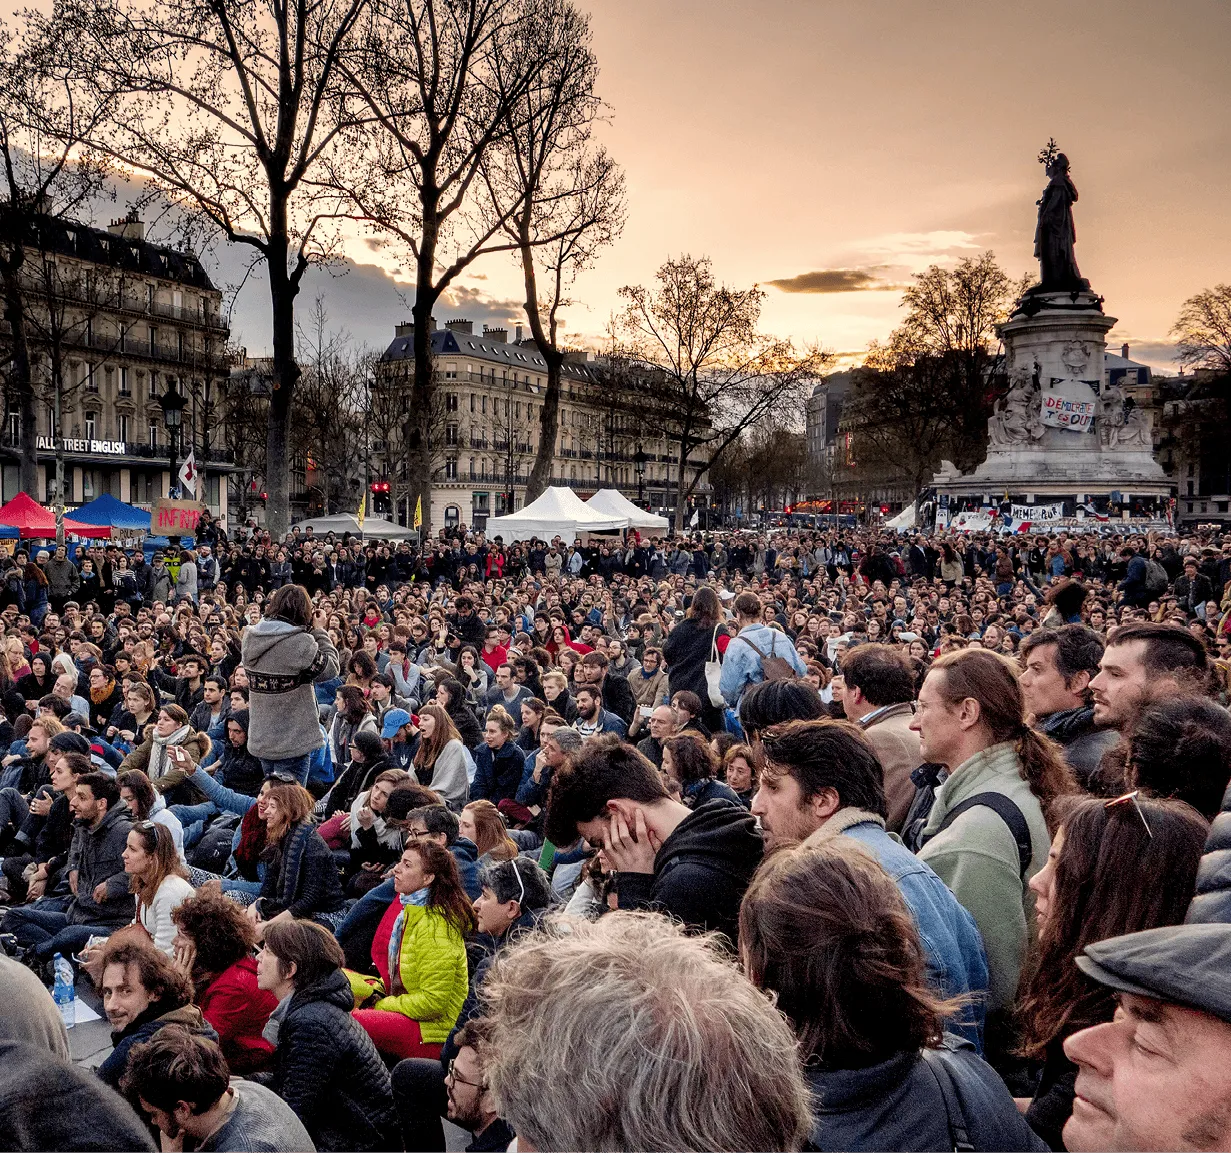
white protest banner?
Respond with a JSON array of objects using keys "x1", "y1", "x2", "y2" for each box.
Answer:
[
  {"x1": 950, "y1": 510, "x2": 993, "y2": 532},
  {"x1": 1040, "y1": 379, "x2": 1098, "y2": 431},
  {"x1": 1010, "y1": 502, "x2": 1064, "y2": 523}
]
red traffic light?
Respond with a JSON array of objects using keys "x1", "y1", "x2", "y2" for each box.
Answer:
[{"x1": 370, "y1": 481, "x2": 390, "y2": 493}]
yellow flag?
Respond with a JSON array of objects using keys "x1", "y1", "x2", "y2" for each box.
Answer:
[
  {"x1": 357, "y1": 491, "x2": 366, "y2": 529},
  {"x1": 413, "y1": 495, "x2": 423, "y2": 530}
]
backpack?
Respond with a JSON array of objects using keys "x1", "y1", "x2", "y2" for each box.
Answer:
[
  {"x1": 1143, "y1": 558, "x2": 1169, "y2": 595},
  {"x1": 919, "y1": 790, "x2": 1033, "y2": 880},
  {"x1": 735, "y1": 631, "x2": 798, "y2": 682}
]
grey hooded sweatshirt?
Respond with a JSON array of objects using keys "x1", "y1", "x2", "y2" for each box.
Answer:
[{"x1": 241, "y1": 620, "x2": 340, "y2": 760}]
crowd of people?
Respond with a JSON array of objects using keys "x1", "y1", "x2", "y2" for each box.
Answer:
[{"x1": 0, "y1": 516, "x2": 1230, "y2": 1153}]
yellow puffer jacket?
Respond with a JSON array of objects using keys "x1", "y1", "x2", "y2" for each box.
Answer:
[{"x1": 346, "y1": 903, "x2": 468, "y2": 1044}]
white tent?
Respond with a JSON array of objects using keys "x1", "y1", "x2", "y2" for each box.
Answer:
[
  {"x1": 885, "y1": 505, "x2": 916, "y2": 531},
  {"x1": 292, "y1": 513, "x2": 419, "y2": 540},
  {"x1": 586, "y1": 488, "x2": 670, "y2": 533},
  {"x1": 485, "y1": 486, "x2": 626, "y2": 543}
]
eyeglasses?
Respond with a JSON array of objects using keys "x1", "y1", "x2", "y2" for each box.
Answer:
[
  {"x1": 1104, "y1": 790, "x2": 1153, "y2": 840},
  {"x1": 444, "y1": 1059, "x2": 485, "y2": 1090}
]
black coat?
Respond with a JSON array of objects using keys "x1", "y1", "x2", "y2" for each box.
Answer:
[
  {"x1": 615, "y1": 798, "x2": 763, "y2": 946},
  {"x1": 662, "y1": 617, "x2": 728, "y2": 704},
  {"x1": 805, "y1": 1036, "x2": 1048, "y2": 1152},
  {"x1": 596, "y1": 671, "x2": 637, "y2": 726},
  {"x1": 264, "y1": 969, "x2": 399, "y2": 1152}
]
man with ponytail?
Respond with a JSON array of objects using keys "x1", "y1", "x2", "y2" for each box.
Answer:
[{"x1": 910, "y1": 649, "x2": 1076, "y2": 1068}]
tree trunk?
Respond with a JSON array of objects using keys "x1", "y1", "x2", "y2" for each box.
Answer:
[
  {"x1": 1, "y1": 261, "x2": 38, "y2": 494},
  {"x1": 673, "y1": 437, "x2": 689, "y2": 532},
  {"x1": 265, "y1": 239, "x2": 299, "y2": 539},
  {"x1": 520, "y1": 238, "x2": 564, "y2": 503},
  {"x1": 410, "y1": 202, "x2": 442, "y2": 539}
]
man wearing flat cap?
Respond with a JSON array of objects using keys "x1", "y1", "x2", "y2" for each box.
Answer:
[{"x1": 1064, "y1": 922, "x2": 1231, "y2": 1152}]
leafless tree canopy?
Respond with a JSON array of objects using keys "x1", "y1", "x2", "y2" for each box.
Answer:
[
  {"x1": 618, "y1": 254, "x2": 829, "y2": 529},
  {"x1": 1172, "y1": 284, "x2": 1231, "y2": 377}
]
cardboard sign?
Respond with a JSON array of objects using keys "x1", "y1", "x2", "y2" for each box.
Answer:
[
  {"x1": 152, "y1": 498, "x2": 206, "y2": 535},
  {"x1": 1041, "y1": 379, "x2": 1098, "y2": 431}
]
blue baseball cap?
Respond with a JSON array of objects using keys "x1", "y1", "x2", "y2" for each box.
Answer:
[{"x1": 380, "y1": 708, "x2": 412, "y2": 739}]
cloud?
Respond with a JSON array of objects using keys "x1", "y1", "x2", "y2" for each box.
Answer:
[{"x1": 767, "y1": 268, "x2": 900, "y2": 294}]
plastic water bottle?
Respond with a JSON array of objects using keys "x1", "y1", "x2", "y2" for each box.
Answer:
[{"x1": 52, "y1": 953, "x2": 76, "y2": 1029}]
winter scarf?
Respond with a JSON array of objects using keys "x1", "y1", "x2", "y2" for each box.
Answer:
[
  {"x1": 90, "y1": 678, "x2": 117, "y2": 704},
  {"x1": 234, "y1": 805, "x2": 267, "y2": 881},
  {"x1": 148, "y1": 724, "x2": 191, "y2": 781},
  {"x1": 387, "y1": 887, "x2": 429, "y2": 995}
]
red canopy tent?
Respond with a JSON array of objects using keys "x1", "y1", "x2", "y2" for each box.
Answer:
[{"x1": 0, "y1": 491, "x2": 109, "y2": 539}]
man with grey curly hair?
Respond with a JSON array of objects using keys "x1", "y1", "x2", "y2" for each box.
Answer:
[{"x1": 480, "y1": 910, "x2": 813, "y2": 1152}]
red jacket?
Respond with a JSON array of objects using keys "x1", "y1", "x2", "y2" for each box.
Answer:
[{"x1": 199, "y1": 956, "x2": 278, "y2": 1074}]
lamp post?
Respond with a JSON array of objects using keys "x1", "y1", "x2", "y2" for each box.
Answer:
[
  {"x1": 158, "y1": 383, "x2": 187, "y2": 499},
  {"x1": 634, "y1": 444, "x2": 646, "y2": 506}
]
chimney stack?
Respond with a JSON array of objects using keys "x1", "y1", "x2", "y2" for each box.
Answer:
[
  {"x1": 107, "y1": 207, "x2": 145, "y2": 241},
  {"x1": 1121, "y1": 343, "x2": 1129, "y2": 359},
  {"x1": 483, "y1": 325, "x2": 508, "y2": 344},
  {"x1": 515, "y1": 325, "x2": 523, "y2": 343},
  {"x1": 445, "y1": 319, "x2": 473, "y2": 335},
  {"x1": 395, "y1": 321, "x2": 414, "y2": 337}
]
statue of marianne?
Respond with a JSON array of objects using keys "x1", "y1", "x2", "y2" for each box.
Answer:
[{"x1": 1032, "y1": 152, "x2": 1089, "y2": 293}]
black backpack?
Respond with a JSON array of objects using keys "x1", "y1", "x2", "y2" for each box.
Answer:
[
  {"x1": 188, "y1": 812, "x2": 242, "y2": 875},
  {"x1": 910, "y1": 781, "x2": 1033, "y2": 880}
]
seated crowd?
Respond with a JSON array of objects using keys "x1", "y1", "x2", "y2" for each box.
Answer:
[{"x1": 0, "y1": 520, "x2": 1230, "y2": 1152}]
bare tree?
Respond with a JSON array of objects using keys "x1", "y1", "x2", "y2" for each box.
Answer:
[
  {"x1": 619, "y1": 254, "x2": 830, "y2": 530},
  {"x1": 1172, "y1": 284, "x2": 1231, "y2": 376},
  {"x1": 339, "y1": 0, "x2": 573, "y2": 535},
  {"x1": 52, "y1": 0, "x2": 370, "y2": 536},
  {"x1": 481, "y1": 0, "x2": 624, "y2": 501},
  {"x1": 0, "y1": 18, "x2": 113, "y2": 496}
]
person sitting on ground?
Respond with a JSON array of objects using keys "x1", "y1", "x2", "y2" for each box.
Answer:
[
  {"x1": 348, "y1": 839, "x2": 473, "y2": 1062},
  {"x1": 1060, "y1": 922, "x2": 1231, "y2": 1153},
  {"x1": 254, "y1": 919, "x2": 398, "y2": 1152},
  {"x1": 480, "y1": 910, "x2": 813, "y2": 1152},
  {"x1": 1122, "y1": 695, "x2": 1231, "y2": 821},
  {"x1": 472, "y1": 706, "x2": 526, "y2": 805},
  {"x1": 571, "y1": 684, "x2": 627, "y2": 740},
  {"x1": 344, "y1": 767, "x2": 409, "y2": 895},
  {"x1": 169, "y1": 890, "x2": 279, "y2": 1074},
  {"x1": 410, "y1": 702, "x2": 470, "y2": 812},
  {"x1": 545, "y1": 733, "x2": 763, "y2": 945},
  {"x1": 752, "y1": 718, "x2": 990, "y2": 1050},
  {"x1": 739, "y1": 838, "x2": 1046, "y2": 1152},
  {"x1": 458, "y1": 798, "x2": 519, "y2": 866},
  {"x1": 246, "y1": 782, "x2": 345, "y2": 940},
  {"x1": 660, "y1": 731, "x2": 743, "y2": 809},
  {"x1": 117, "y1": 769, "x2": 187, "y2": 868},
  {"x1": 1016, "y1": 793, "x2": 1208, "y2": 1150},
  {"x1": 118, "y1": 704, "x2": 210, "y2": 804},
  {"x1": 722, "y1": 742, "x2": 758, "y2": 808},
  {"x1": 97, "y1": 937, "x2": 218, "y2": 1090},
  {"x1": 390, "y1": 856, "x2": 552, "y2": 1153},
  {"x1": 737, "y1": 677, "x2": 827, "y2": 743},
  {"x1": 121, "y1": 821, "x2": 194, "y2": 954},
  {"x1": 122, "y1": 1025, "x2": 315, "y2": 1153},
  {"x1": 634, "y1": 703, "x2": 675, "y2": 769}
]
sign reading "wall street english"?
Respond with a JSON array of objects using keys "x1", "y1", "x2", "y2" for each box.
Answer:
[{"x1": 35, "y1": 435, "x2": 128, "y2": 455}]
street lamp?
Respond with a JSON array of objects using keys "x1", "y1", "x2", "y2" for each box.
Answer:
[
  {"x1": 158, "y1": 383, "x2": 188, "y2": 498},
  {"x1": 634, "y1": 444, "x2": 646, "y2": 506}
]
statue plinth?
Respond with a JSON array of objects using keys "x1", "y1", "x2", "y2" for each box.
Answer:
[{"x1": 933, "y1": 291, "x2": 1168, "y2": 502}]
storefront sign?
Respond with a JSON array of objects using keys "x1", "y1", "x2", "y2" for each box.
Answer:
[
  {"x1": 152, "y1": 498, "x2": 206, "y2": 534},
  {"x1": 35, "y1": 435, "x2": 128, "y2": 455},
  {"x1": 1010, "y1": 502, "x2": 1064, "y2": 523}
]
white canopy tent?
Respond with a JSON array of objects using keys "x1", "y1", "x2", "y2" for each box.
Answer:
[
  {"x1": 485, "y1": 486, "x2": 626, "y2": 543},
  {"x1": 885, "y1": 505, "x2": 916, "y2": 531},
  {"x1": 585, "y1": 488, "x2": 670, "y2": 533},
  {"x1": 292, "y1": 513, "x2": 419, "y2": 540}
]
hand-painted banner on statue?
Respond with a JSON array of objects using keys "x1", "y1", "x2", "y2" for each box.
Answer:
[
  {"x1": 1041, "y1": 379, "x2": 1098, "y2": 431},
  {"x1": 1010, "y1": 502, "x2": 1064, "y2": 523},
  {"x1": 950, "y1": 511, "x2": 994, "y2": 532}
]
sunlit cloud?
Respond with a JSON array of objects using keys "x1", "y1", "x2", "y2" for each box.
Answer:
[{"x1": 767, "y1": 267, "x2": 903, "y2": 294}]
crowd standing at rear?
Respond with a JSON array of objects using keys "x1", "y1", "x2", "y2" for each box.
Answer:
[{"x1": 1, "y1": 518, "x2": 1231, "y2": 1152}]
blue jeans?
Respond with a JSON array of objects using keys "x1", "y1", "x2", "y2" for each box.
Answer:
[
  {"x1": 336, "y1": 878, "x2": 396, "y2": 969},
  {"x1": 170, "y1": 801, "x2": 219, "y2": 849},
  {"x1": 2, "y1": 898, "x2": 115, "y2": 961},
  {"x1": 259, "y1": 754, "x2": 312, "y2": 786}
]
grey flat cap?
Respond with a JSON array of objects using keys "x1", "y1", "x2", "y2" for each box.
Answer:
[{"x1": 1076, "y1": 923, "x2": 1231, "y2": 1024}]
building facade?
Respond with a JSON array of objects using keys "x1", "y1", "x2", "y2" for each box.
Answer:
[
  {"x1": 374, "y1": 318, "x2": 711, "y2": 531},
  {"x1": 0, "y1": 210, "x2": 233, "y2": 519}
]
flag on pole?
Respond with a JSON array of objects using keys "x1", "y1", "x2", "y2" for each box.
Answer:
[
  {"x1": 413, "y1": 495, "x2": 422, "y2": 530},
  {"x1": 178, "y1": 453, "x2": 199, "y2": 498},
  {"x1": 357, "y1": 491, "x2": 366, "y2": 530}
]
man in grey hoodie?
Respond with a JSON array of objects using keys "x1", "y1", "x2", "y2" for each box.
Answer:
[{"x1": 241, "y1": 584, "x2": 340, "y2": 784}]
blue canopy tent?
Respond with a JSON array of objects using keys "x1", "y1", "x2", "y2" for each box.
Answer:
[{"x1": 69, "y1": 493, "x2": 152, "y2": 534}]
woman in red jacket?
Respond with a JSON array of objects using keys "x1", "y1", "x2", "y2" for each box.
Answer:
[{"x1": 171, "y1": 889, "x2": 278, "y2": 1073}]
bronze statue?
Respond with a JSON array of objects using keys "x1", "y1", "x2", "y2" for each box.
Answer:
[{"x1": 1032, "y1": 147, "x2": 1089, "y2": 293}]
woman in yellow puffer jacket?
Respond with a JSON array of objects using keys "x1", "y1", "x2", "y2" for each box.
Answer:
[{"x1": 348, "y1": 838, "x2": 474, "y2": 1060}]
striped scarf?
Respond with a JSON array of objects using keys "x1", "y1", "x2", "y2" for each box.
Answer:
[{"x1": 387, "y1": 887, "x2": 429, "y2": 995}]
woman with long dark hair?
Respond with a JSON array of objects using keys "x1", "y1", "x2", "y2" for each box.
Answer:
[
  {"x1": 349, "y1": 839, "x2": 474, "y2": 1061},
  {"x1": 411, "y1": 702, "x2": 469, "y2": 811},
  {"x1": 122, "y1": 821, "x2": 194, "y2": 954},
  {"x1": 662, "y1": 585, "x2": 730, "y2": 734},
  {"x1": 740, "y1": 838, "x2": 1042, "y2": 1151},
  {"x1": 247, "y1": 781, "x2": 346, "y2": 939},
  {"x1": 330, "y1": 684, "x2": 378, "y2": 766},
  {"x1": 1017, "y1": 794, "x2": 1208, "y2": 1149},
  {"x1": 434, "y1": 676, "x2": 482, "y2": 749}
]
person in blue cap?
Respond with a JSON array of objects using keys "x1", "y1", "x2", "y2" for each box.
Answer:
[
  {"x1": 379, "y1": 708, "x2": 418, "y2": 772},
  {"x1": 1062, "y1": 922, "x2": 1231, "y2": 1153}
]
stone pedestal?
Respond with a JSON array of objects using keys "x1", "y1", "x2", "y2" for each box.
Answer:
[{"x1": 933, "y1": 289, "x2": 1169, "y2": 504}]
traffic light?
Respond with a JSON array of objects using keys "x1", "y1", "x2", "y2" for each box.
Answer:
[{"x1": 370, "y1": 480, "x2": 391, "y2": 514}]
